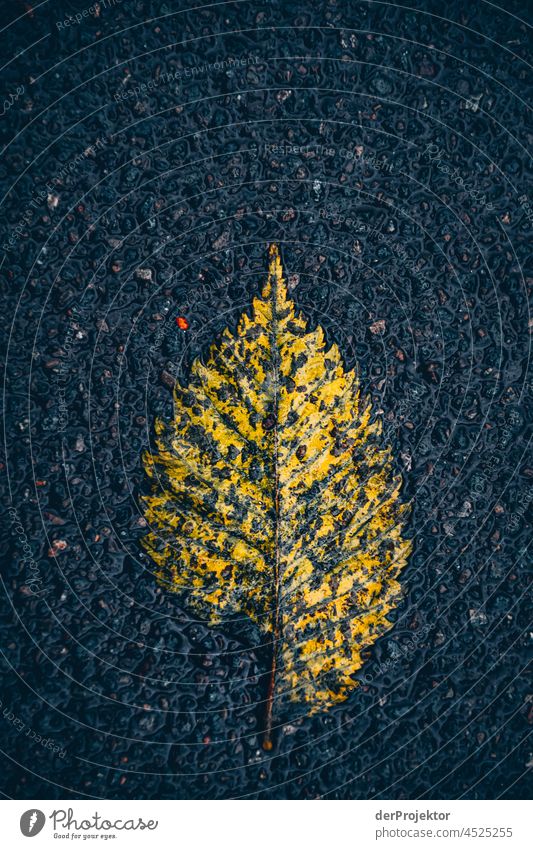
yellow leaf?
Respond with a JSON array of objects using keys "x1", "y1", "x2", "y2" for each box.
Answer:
[{"x1": 142, "y1": 244, "x2": 412, "y2": 745}]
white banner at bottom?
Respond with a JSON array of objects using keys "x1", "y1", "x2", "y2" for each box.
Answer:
[{"x1": 2, "y1": 799, "x2": 530, "y2": 849}]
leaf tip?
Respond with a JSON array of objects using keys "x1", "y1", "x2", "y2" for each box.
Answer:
[
  {"x1": 259, "y1": 243, "x2": 292, "y2": 316},
  {"x1": 268, "y1": 241, "x2": 282, "y2": 269}
]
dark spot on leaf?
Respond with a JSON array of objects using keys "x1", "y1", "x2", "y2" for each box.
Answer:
[
  {"x1": 248, "y1": 460, "x2": 263, "y2": 481},
  {"x1": 296, "y1": 445, "x2": 307, "y2": 461}
]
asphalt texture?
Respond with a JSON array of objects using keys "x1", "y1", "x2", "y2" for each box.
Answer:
[{"x1": 0, "y1": 0, "x2": 531, "y2": 800}]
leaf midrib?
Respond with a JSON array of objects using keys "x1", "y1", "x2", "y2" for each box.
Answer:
[{"x1": 264, "y1": 258, "x2": 283, "y2": 745}]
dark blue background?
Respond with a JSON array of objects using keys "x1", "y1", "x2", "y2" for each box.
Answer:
[{"x1": 0, "y1": 0, "x2": 531, "y2": 799}]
